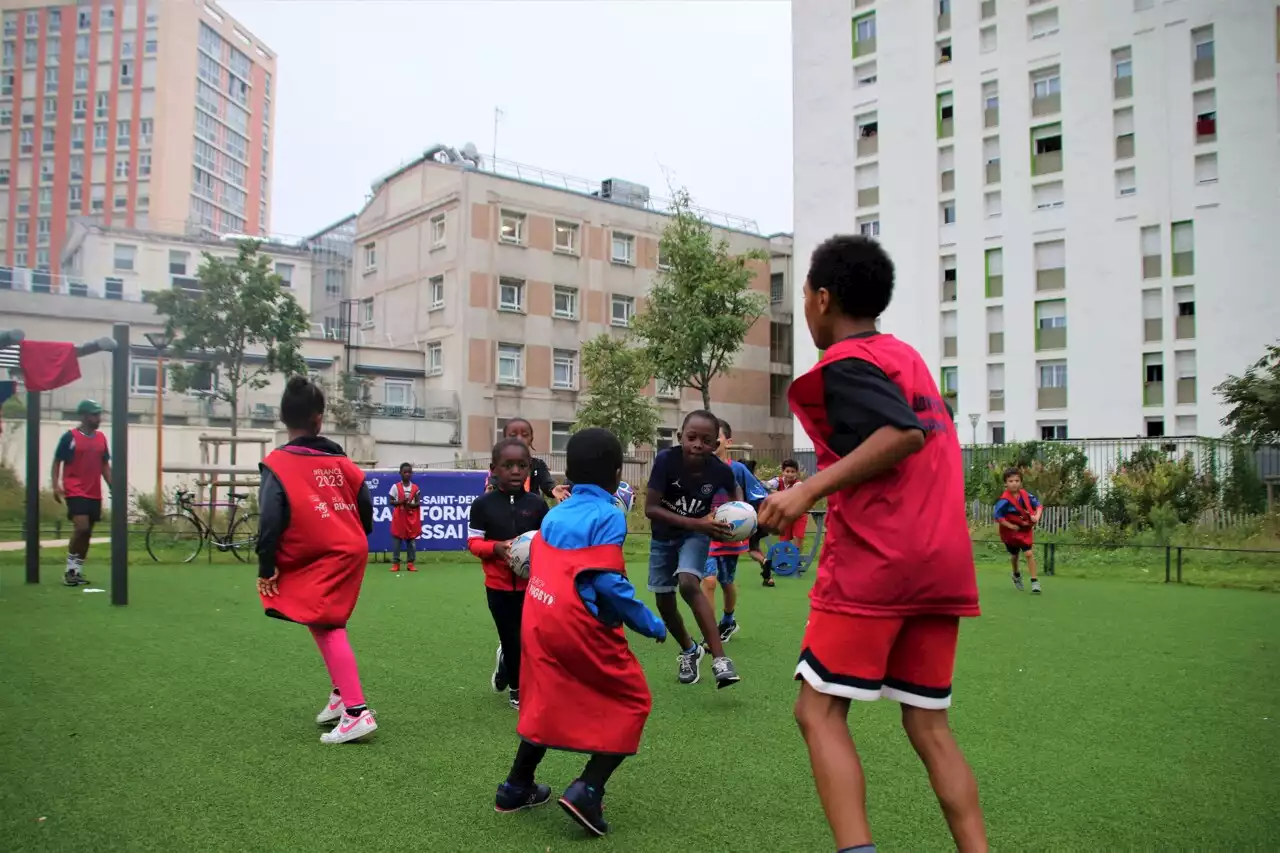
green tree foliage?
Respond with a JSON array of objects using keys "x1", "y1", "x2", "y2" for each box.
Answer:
[
  {"x1": 145, "y1": 241, "x2": 309, "y2": 461},
  {"x1": 324, "y1": 373, "x2": 373, "y2": 434},
  {"x1": 964, "y1": 441, "x2": 1098, "y2": 506},
  {"x1": 1215, "y1": 341, "x2": 1280, "y2": 445},
  {"x1": 1097, "y1": 446, "x2": 1216, "y2": 532},
  {"x1": 574, "y1": 334, "x2": 661, "y2": 451},
  {"x1": 630, "y1": 189, "x2": 768, "y2": 410}
]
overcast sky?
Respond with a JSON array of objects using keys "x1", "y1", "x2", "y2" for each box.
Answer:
[{"x1": 218, "y1": 0, "x2": 793, "y2": 240}]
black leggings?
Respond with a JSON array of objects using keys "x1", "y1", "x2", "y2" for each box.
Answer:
[
  {"x1": 486, "y1": 588, "x2": 524, "y2": 690},
  {"x1": 507, "y1": 740, "x2": 626, "y2": 790}
]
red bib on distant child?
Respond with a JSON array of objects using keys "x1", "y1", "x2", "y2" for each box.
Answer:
[
  {"x1": 518, "y1": 536, "x2": 651, "y2": 755},
  {"x1": 789, "y1": 334, "x2": 979, "y2": 618},
  {"x1": 390, "y1": 481, "x2": 422, "y2": 540},
  {"x1": 998, "y1": 489, "x2": 1035, "y2": 548},
  {"x1": 259, "y1": 446, "x2": 369, "y2": 627}
]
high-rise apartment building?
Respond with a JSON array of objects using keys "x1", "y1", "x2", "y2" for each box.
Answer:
[
  {"x1": 793, "y1": 0, "x2": 1280, "y2": 442},
  {"x1": 0, "y1": 0, "x2": 275, "y2": 275}
]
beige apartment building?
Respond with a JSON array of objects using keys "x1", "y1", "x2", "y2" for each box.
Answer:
[{"x1": 352, "y1": 149, "x2": 796, "y2": 458}]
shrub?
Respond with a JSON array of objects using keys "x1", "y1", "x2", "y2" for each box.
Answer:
[
  {"x1": 964, "y1": 441, "x2": 1098, "y2": 506},
  {"x1": 1220, "y1": 442, "x2": 1267, "y2": 514},
  {"x1": 1098, "y1": 446, "x2": 1216, "y2": 530}
]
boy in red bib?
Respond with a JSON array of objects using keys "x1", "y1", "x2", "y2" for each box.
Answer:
[
  {"x1": 388, "y1": 462, "x2": 422, "y2": 572},
  {"x1": 993, "y1": 467, "x2": 1043, "y2": 593},
  {"x1": 766, "y1": 459, "x2": 809, "y2": 550},
  {"x1": 256, "y1": 377, "x2": 377, "y2": 745},
  {"x1": 759, "y1": 235, "x2": 986, "y2": 853},
  {"x1": 494, "y1": 428, "x2": 666, "y2": 837}
]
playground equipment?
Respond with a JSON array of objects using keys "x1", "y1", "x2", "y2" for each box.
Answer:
[{"x1": 764, "y1": 509, "x2": 827, "y2": 577}]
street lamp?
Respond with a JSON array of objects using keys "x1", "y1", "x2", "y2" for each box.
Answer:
[
  {"x1": 967, "y1": 413, "x2": 980, "y2": 446},
  {"x1": 144, "y1": 331, "x2": 174, "y2": 500}
]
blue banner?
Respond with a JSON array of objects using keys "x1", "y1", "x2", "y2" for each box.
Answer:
[{"x1": 365, "y1": 470, "x2": 489, "y2": 553}]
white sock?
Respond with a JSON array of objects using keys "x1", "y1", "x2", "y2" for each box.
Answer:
[{"x1": 68, "y1": 556, "x2": 83, "y2": 575}]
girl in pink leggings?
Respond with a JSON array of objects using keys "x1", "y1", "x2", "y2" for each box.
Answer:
[{"x1": 255, "y1": 376, "x2": 378, "y2": 744}]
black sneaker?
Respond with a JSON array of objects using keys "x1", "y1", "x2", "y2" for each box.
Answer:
[
  {"x1": 559, "y1": 779, "x2": 609, "y2": 836},
  {"x1": 677, "y1": 644, "x2": 705, "y2": 685},
  {"x1": 63, "y1": 570, "x2": 79, "y2": 587},
  {"x1": 712, "y1": 655, "x2": 742, "y2": 689},
  {"x1": 718, "y1": 621, "x2": 739, "y2": 643},
  {"x1": 491, "y1": 645, "x2": 508, "y2": 693},
  {"x1": 1011, "y1": 572, "x2": 1024, "y2": 592},
  {"x1": 494, "y1": 780, "x2": 552, "y2": 813},
  {"x1": 509, "y1": 689, "x2": 520, "y2": 710},
  {"x1": 75, "y1": 573, "x2": 92, "y2": 586}
]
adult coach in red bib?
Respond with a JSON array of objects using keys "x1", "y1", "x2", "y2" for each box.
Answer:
[{"x1": 51, "y1": 399, "x2": 111, "y2": 587}]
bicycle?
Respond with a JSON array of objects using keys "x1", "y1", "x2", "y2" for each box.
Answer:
[{"x1": 145, "y1": 488, "x2": 260, "y2": 564}]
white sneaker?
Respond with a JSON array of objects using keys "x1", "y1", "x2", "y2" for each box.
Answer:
[
  {"x1": 319, "y1": 709, "x2": 377, "y2": 744},
  {"x1": 315, "y1": 691, "x2": 344, "y2": 725}
]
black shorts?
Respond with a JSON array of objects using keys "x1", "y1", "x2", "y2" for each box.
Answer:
[
  {"x1": 1005, "y1": 542, "x2": 1032, "y2": 555},
  {"x1": 66, "y1": 496, "x2": 102, "y2": 523}
]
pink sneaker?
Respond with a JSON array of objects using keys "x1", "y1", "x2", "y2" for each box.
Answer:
[
  {"x1": 315, "y1": 691, "x2": 344, "y2": 725},
  {"x1": 320, "y1": 708, "x2": 377, "y2": 744}
]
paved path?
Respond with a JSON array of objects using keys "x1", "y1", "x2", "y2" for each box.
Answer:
[{"x1": 0, "y1": 537, "x2": 111, "y2": 553}]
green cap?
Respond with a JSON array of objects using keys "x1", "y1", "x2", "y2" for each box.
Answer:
[{"x1": 76, "y1": 399, "x2": 103, "y2": 415}]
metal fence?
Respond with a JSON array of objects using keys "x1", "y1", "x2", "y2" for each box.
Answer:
[{"x1": 967, "y1": 501, "x2": 1263, "y2": 533}]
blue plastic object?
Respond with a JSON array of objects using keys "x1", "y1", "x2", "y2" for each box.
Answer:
[{"x1": 767, "y1": 541, "x2": 802, "y2": 576}]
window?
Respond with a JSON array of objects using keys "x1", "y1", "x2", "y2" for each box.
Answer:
[
  {"x1": 1194, "y1": 89, "x2": 1216, "y2": 141},
  {"x1": 989, "y1": 422, "x2": 1006, "y2": 444},
  {"x1": 611, "y1": 232, "x2": 635, "y2": 265},
  {"x1": 131, "y1": 359, "x2": 160, "y2": 397},
  {"x1": 356, "y1": 298, "x2": 374, "y2": 328},
  {"x1": 1194, "y1": 153, "x2": 1218, "y2": 185},
  {"x1": 427, "y1": 341, "x2": 443, "y2": 376},
  {"x1": 74, "y1": 63, "x2": 87, "y2": 90},
  {"x1": 14, "y1": 220, "x2": 28, "y2": 246},
  {"x1": 550, "y1": 421, "x2": 574, "y2": 454},
  {"x1": 139, "y1": 151, "x2": 151, "y2": 177},
  {"x1": 1036, "y1": 300, "x2": 1067, "y2": 350},
  {"x1": 1113, "y1": 47, "x2": 1133, "y2": 98},
  {"x1": 430, "y1": 214, "x2": 446, "y2": 247},
  {"x1": 363, "y1": 242, "x2": 377, "y2": 273},
  {"x1": 856, "y1": 112, "x2": 879, "y2": 157},
  {"x1": 46, "y1": 36, "x2": 59, "y2": 66},
  {"x1": 1028, "y1": 7, "x2": 1058, "y2": 39},
  {"x1": 938, "y1": 0, "x2": 951, "y2": 29},
  {"x1": 1, "y1": 72, "x2": 12, "y2": 96},
  {"x1": 1172, "y1": 221, "x2": 1194, "y2": 276},
  {"x1": 2, "y1": 14, "x2": 13, "y2": 37},
  {"x1": 0, "y1": 105, "x2": 9, "y2": 126},
  {"x1": 42, "y1": 125, "x2": 54, "y2": 151},
  {"x1": 119, "y1": 61, "x2": 132, "y2": 85},
  {"x1": 23, "y1": 38, "x2": 35, "y2": 65},
  {"x1": 75, "y1": 33, "x2": 89, "y2": 60},
  {"x1": 1040, "y1": 423, "x2": 1068, "y2": 441},
  {"x1": 0, "y1": 165, "x2": 7, "y2": 186},
  {"x1": 1032, "y1": 180, "x2": 1064, "y2": 210},
  {"x1": 72, "y1": 96, "x2": 86, "y2": 119},
  {"x1": 383, "y1": 379, "x2": 412, "y2": 408},
  {"x1": 985, "y1": 190, "x2": 1002, "y2": 218},
  {"x1": 96, "y1": 93, "x2": 109, "y2": 119},
  {"x1": 553, "y1": 285, "x2": 578, "y2": 319},
  {"x1": 117, "y1": 119, "x2": 130, "y2": 146},
  {"x1": 1031, "y1": 124, "x2": 1063, "y2": 175},
  {"x1": 1115, "y1": 167, "x2": 1136, "y2": 197},
  {"x1": 1143, "y1": 417, "x2": 1165, "y2": 438},
  {"x1": 937, "y1": 37, "x2": 952, "y2": 64},
  {"x1": 1034, "y1": 240, "x2": 1066, "y2": 291},
  {"x1": 16, "y1": 188, "x2": 29, "y2": 215},
  {"x1": 1192, "y1": 26, "x2": 1214, "y2": 81},
  {"x1": 858, "y1": 216, "x2": 881, "y2": 237},
  {"x1": 939, "y1": 145, "x2": 955, "y2": 193},
  {"x1": 611, "y1": 294, "x2": 635, "y2": 327},
  {"x1": 770, "y1": 273, "x2": 784, "y2": 304},
  {"x1": 980, "y1": 25, "x2": 997, "y2": 53},
  {"x1": 941, "y1": 311, "x2": 958, "y2": 358},
  {"x1": 940, "y1": 367, "x2": 958, "y2": 403},
  {"x1": 855, "y1": 59, "x2": 877, "y2": 88},
  {"x1": 1141, "y1": 225, "x2": 1161, "y2": 278},
  {"x1": 856, "y1": 162, "x2": 879, "y2": 207},
  {"x1": 1039, "y1": 362, "x2": 1067, "y2": 387},
  {"x1": 1031, "y1": 66, "x2": 1061, "y2": 116},
  {"x1": 656, "y1": 428, "x2": 676, "y2": 450},
  {"x1": 770, "y1": 321, "x2": 793, "y2": 364},
  {"x1": 100, "y1": 6, "x2": 114, "y2": 27},
  {"x1": 552, "y1": 349, "x2": 578, "y2": 390},
  {"x1": 113, "y1": 244, "x2": 136, "y2": 272},
  {"x1": 987, "y1": 363, "x2": 1005, "y2": 411},
  {"x1": 1114, "y1": 107, "x2": 1135, "y2": 159},
  {"x1": 21, "y1": 99, "x2": 34, "y2": 125},
  {"x1": 853, "y1": 12, "x2": 876, "y2": 57},
  {"x1": 499, "y1": 210, "x2": 525, "y2": 244},
  {"x1": 937, "y1": 91, "x2": 953, "y2": 138},
  {"x1": 169, "y1": 251, "x2": 189, "y2": 276},
  {"x1": 93, "y1": 121, "x2": 107, "y2": 148},
  {"x1": 1175, "y1": 350, "x2": 1197, "y2": 403},
  {"x1": 275, "y1": 263, "x2": 294, "y2": 288},
  {"x1": 987, "y1": 305, "x2": 1004, "y2": 352},
  {"x1": 554, "y1": 220, "x2": 578, "y2": 254},
  {"x1": 498, "y1": 277, "x2": 525, "y2": 312},
  {"x1": 139, "y1": 118, "x2": 152, "y2": 146},
  {"x1": 1175, "y1": 284, "x2": 1196, "y2": 339},
  {"x1": 497, "y1": 343, "x2": 524, "y2": 385},
  {"x1": 941, "y1": 201, "x2": 957, "y2": 225},
  {"x1": 941, "y1": 256, "x2": 958, "y2": 302},
  {"x1": 659, "y1": 380, "x2": 682, "y2": 401}
]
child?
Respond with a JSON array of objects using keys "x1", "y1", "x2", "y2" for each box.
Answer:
[
  {"x1": 644, "y1": 409, "x2": 743, "y2": 688},
  {"x1": 767, "y1": 458, "x2": 810, "y2": 553},
  {"x1": 994, "y1": 468, "x2": 1043, "y2": 594},
  {"x1": 388, "y1": 462, "x2": 422, "y2": 572},
  {"x1": 50, "y1": 399, "x2": 111, "y2": 587},
  {"x1": 759, "y1": 235, "x2": 986, "y2": 852},
  {"x1": 488, "y1": 417, "x2": 571, "y2": 502},
  {"x1": 255, "y1": 376, "x2": 377, "y2": 745},
  {"x1": 467, "y1": 438, "x2": 550, "y2": 709},
  {"x1": 494, "y1": 427, "x2": 667, "y2": 837},
  {"x1": 702, "y1": 419, "x2": 770, "y2": 639}
]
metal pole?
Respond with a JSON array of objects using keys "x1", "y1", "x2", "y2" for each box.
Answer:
[
  {"x1": 1164, "y1": 546, "x2": 1171, "y2": 583},
  {"x1": 110, "y1": 323, "x2": 129, "y2": 606},
  {"x1": 25, "y1": 389, "x2": 40, "y2": 584},
  {"x1": 1176, "y1": 547, "x2": 1183, "y2": 583},
  {"x1": 155, "y1": 353, "x2": 164, "y2": 501}
]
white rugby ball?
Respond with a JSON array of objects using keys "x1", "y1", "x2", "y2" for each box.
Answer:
[
  {"x1": 714, "y1": 501, "x2": 757, "y2": 543},
  {"x1": 508, "y1": 531, "x2": 537, "y2": 579}
]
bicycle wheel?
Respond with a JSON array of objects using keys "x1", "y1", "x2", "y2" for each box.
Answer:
[
  {"x1": 147, "y1": 513, "x2": 205, "y2": 564},
  {"x1": 229, "y1": 513, "x2": 260, "y2": 563}
]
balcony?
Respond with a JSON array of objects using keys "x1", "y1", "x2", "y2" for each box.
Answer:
[
  {"x1": 984, "y1": 106, "x2": 999, "y2": 128},
  {"x1": 1032, "y1": 149, "x2": 1063, "y2": 176},
  {"x1": 1036, "y1": 267, "x2": 1066, "y2": 291},
  {"x1": 857, "y1": 187, "x2": 880, "y2": 208},
  {"x1": 1038, "y1": 386, "x2": 1067, "y2": 409},
  {"x1": 940, "y1": 169, "x2": 955, "y2": 192},
  {"x1": 942, "y1": 336, "x2": 957, "y2": 358},
  {"x1": 986, "y1": 274, "x2": 1003, "y2": 298},
  {"x1": 1173, "y1": 251, "x2": 1194, "y2": 277},
  {"x1": 981, "y1": 0, "x2": 996, "y2": 19},
  {"x1": 985, "y1": 161, "x2": 1001, "y2": 184},
  {"x1": 937, "y1": 11, "x2": 951, "y2": 31},
  {"x1": 938, "y1": 116, "x2": 954, "y2": 138},
  {"x1": 1177, "y1": 378, "x2": 1197, "y2": 404},
  {"x1": 1142, "y1": 254, "x2": 1161, "y2": 278},
  {"x1": 857, "y1": 134, "x2": 878, "y2": 157},
  {"x1": 988, "y1": 332, "x2": 1004, "y2": 354},
  {"x1": 989, "y1": 390, "x2": 1005, "y2": 412},
  {"x1": 855, "y1": 36, "x2": 877, "y2": 57},
  {"x1": 941, "y1": 279, "x2": 957, "y2": 302},
  {"x1": 943, "y1": 392, "x2": 958, "y2": 413},
  {"x1": 1116, "y1": 133, "x2": 1135, "y2": 159},
  {"x1": 1031, "y1": 93, "x2": 1061, "y2": 117},
  {"x1": 1114, "y1": 76, "x2": 1133, "y2": 99},
  {"x1": 1144, "y1": 381, "x2": 1164, "y2": 406},
  {"x1": 1144, "y1": 318, "x2": 1162, "y2": 343},
  {"x1": 1176, "y1": 314, "x2": 1196, "y2": 339},
  {"x1": 1195, "y1": 116, "x2": 1216, "y2": 143},
  {"x1": 1037, "y1": 326, "x2": 1067, "y2": 350},
  {"x1": 1193, "y1": 55, "x2": 1214, "y2": 82}
]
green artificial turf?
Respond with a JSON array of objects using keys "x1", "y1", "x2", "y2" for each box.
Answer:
[{"x1": 2, "y1": 554, "x2": 1279, "y2": 852}]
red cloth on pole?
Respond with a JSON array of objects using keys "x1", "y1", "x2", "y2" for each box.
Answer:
[{"x1": 19, "y1": 340, "x2": 82, "y2": 392}]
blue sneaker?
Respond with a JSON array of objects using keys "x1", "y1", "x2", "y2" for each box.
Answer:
[
  {"x1": 494, "y1": 780, "x2": 552, "y2": 813},
  {"x1": 559, "y1": 779, "x2": 609, "y2": 836}
]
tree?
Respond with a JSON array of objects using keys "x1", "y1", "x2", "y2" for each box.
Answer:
[
  {"x1": 324, "y1": 373, "x2": 373, "y2": 434},
  {"x1": 145, "y1": 241, "x2": 310, "y2": 464},
  {"x1": 1215, "y1": 341, "x2": 1280, "y2": 445},
  {"x1": 630, "y1": 189, "x2": 769, "y2": 410},
  {"x1": 574, "y1": 334, "x2": 661, "y2": 450}
]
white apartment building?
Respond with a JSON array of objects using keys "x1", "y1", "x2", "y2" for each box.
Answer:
[{"x1": 793, "y1": 0, "x2": 1280, "y2": 444}]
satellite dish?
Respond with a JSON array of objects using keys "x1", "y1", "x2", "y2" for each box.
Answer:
[{"x1": 460, "y1": 142, "x2": 482, "y2": 168}]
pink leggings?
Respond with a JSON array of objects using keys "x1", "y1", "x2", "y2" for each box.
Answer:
[{"x1": 309, "y1": 626, "x2": 366, "y2": 708}]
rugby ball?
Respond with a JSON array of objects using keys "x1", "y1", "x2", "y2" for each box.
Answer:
[
  {"x1": 614, "y1": 481, "x2": 635, "y2": 512},
  {"x1": 508, "y1": 531, "x2": 537, "y2": 579},
  {"x1": 714, "y1": 501, "x2": 757, "y2": 543}
]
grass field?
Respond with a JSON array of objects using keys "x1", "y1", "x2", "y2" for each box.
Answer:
[{"x1": 2, "y1": 549, "x2": 1279, "y2": 852}]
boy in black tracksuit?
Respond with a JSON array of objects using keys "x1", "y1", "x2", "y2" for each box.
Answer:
[{"x1": 467, "y1": 439, "x2": 550, "y2": 710}]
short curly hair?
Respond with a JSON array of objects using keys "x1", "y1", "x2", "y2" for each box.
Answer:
[{"x1": 807, "y1": 235, "x2": 895, "y2": 319}]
